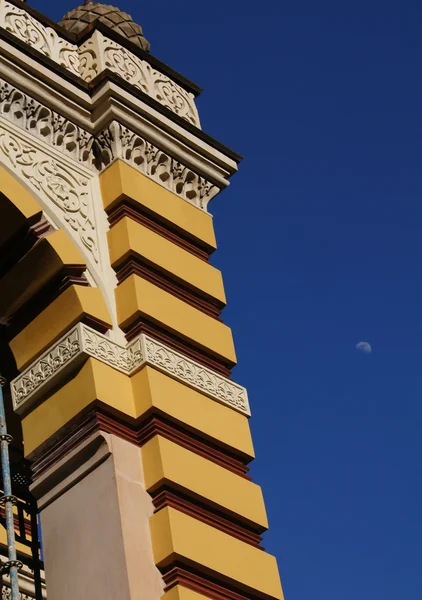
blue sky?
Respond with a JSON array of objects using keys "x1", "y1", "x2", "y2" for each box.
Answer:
[{"x1": 37, "y1": 0, "x2": 422, "y2": 598}]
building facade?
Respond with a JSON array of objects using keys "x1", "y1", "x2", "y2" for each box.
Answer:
[{"x1": 0, "y1": 1, "x2": 284, "y2": 599}]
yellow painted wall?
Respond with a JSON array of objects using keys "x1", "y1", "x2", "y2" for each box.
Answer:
[
  {"x1": 163, "y1": 587, "x2": 211, "y2": 600},
  {"x1": 0, "y1": 230, "x2": 85, "y2": 317},
  {"x1": 108, "y1": 217, "x2": 226, "y2": 304},
  {"x1": 23, "y1": 360, "x2": 254, "y2": 459},
  {"x1": 22, "y1": 358, "x2": 134, "y2": 456},
  {"x1": 131, "y1": 366, "x2": 254, "y2": 459},
  {"x1": 150, "y1": 507, "x2": 284, "y2": 600},
  {"x1": 0, "y1": 165, "x2": 42, "y2": 220},
  {"x1": 0, "y1": 165, "x2": 44, "y2": 248},
  {"x1": 142, "y1": 435, "x2": 267, "y2": 528},
  {"x1": 10, "y1": 286, "x2": 112, "y2": 370},
  {"x1": 99, "y1": 161, "x2": 217, "y2": 250},
  {"x1": 116, "y1": 275, "x2": 236, "y2": 365}
]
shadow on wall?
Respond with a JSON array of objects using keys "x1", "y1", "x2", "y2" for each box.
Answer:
[{"x1": 0, "y1": 328, "x2": 22, "y2": 448}]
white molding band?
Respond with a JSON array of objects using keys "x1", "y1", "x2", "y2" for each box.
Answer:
[
  {"x1": 11, "y1": 324, "x2": 251, "y2": 417},
  {"x1": 0, "y1": 0, "x2": 200, "y2": 128}
]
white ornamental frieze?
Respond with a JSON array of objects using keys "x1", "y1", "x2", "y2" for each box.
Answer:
[
  {"x1": 113, "y1": 123, "x2": 218, "y2": 209},
  {"x1": 0, "y1": 0, "x2": 80, "y2": 76},
  {"x1": 0, "y1": 79, "x2": 217, "y2": 210},
  {"x1": 0, "y1": 0, "x2": 200, "y2": 127},
  {"x1": 92, "y1": 35, "x2": 200, "y2": 127},
  {"x1": 12, "y1": 324, "x2": 250, "y2": 416},
  {"x1": 0, "y1": 79, "x2": 99, "y2": 166}
]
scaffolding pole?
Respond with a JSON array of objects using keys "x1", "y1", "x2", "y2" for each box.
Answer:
[{"x1": 0, "y1": 377, "x2": 22, "y2": 600}]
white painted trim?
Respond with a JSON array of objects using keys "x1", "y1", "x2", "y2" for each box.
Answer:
[{"x1": 11, "y1": 324, "x2": 251, "y2": 417}]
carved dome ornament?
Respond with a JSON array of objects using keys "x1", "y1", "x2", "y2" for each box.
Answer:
[{"x1": 59, "y1": 1, "x2": 150, "y2": 51}]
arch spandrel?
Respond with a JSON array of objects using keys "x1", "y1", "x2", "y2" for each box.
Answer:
[{"x1": 0, "y1": 121, "x2": 120, "y2": 335}]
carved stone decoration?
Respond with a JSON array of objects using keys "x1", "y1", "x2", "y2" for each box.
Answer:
[
  {"x1": 0, "y1": 78, "x2": 99, "y2": 166},
  {"x1": 143, "y1": 337, "x2": 249, "y2": 414},
  {"x1": 98, "y1": 35, "x2": 200, "y2": 127},
  {"x1": 82, "y1": 326, "x2": 137, "y2": 372},
  {"x1": 0, "y1": 0, "x2": 200, "y2": 127},
  {"x1": 102, "y1": 39, "x2": 150, "y2": 95},
  {"x1": 0, "y1": 119, "x2": 99, "y2": 262},
  {"x1": 77, "y1": 37, "x2": 100, "y2": 83},
  {"x1": 12, "y1": 324, "x2": 250, "y2": 416},
  {"x1": 0, "y1": 80, "x2": 218, "y2": 209},
  {"x1": 0, "y1": 0, "x2": 80, "y2": 77},
  {"x1": 78, "y1": 32, "x2": 200, "y2": 127},
  {"x1": 113, "y1": 123, "x2": 218, "y2": 209},
  {"x1": 11, "y1": 328, "x2": 81, "y2": 409},
  {"x1": 1, "y1": 563, "x2": 47, "y2": 599},
  {"x1": 152, "y1": 73, "x2": 199, "y2": 127},
  {"x1": 1, "y1": 588, "x2": 33, "y2": 600}
]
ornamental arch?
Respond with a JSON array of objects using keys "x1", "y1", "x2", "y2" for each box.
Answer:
[{"x1": 0, "y1": 128, "x2": 119, "y2": 334}]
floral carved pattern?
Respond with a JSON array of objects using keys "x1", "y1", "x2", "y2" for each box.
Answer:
[
  {"x1": 82, "y1": 327, "x2": 142, "y2": 373},
  {"x1": 12, "y1": 325, "x2": 250, "y2": 416},
  {"x1": 0, "y1": 119, "x2": 100, "y2": 262},
  {"x1": 88, "y1": 35, "x2": 200, "y2": 127},
  {"x1": 0, "y1": 79, "x2": 216, "y2": 210},
  {"x1": 0, "y1": 78, "x2": 103, "y2": 165},
  {"x1": 2, "y1": 587, "x2": 35, "y2": 600},
  {"x1": 77, "y1": 37, "x2": 100, "y2": 83},
  {"x1": 115, "y1": 123, "x2": 218, "y2": 209},
  {"x1": 1, "y1": 565, "x2": 46, "y2": 600},
  {"x1": 0, "y1": 0, "x2": 200, "y2": 126},
  {"x1": 144, "y1": 338, "x2": 249, "y2": 414},
  {"x1": 11, "y1": 328, "x2": 80, "y2": 407},
  {"x1": 1, "y1": 0, "x2": 80, "y2": 76}
]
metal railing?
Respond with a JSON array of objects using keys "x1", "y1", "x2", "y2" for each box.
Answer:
[{"x1": 0, "y1": 379, "x2": 42, "y2": 600}]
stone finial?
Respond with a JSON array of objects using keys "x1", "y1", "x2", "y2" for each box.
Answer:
[{"x1": 60, "y1": 3, "x2": 150, "y2": 51}]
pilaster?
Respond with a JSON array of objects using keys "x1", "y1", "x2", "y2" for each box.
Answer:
[
  {"x1": 31, "y1": 431, "x2": 164, "y2": 600},
  {"x1": 0, "y1": 2, "x2": 285, "y2": 599}
]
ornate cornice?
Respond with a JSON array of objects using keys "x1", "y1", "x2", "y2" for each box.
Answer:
[
  {"x1": 112, "y1": 122, "x2": 219, "y2": 209},
  {"x1": 0, "y1": 78, "x2": 99, "y2": 165},
  {"x1": 11, "y1": 323, "x2": 250, "y2": 417},
  {"x1": 0, "y1": 78, "x2": 219, "y2": 209},
  {"x1": 0, "y1": 0, "x2": 200, "y2": 128},
  {"x1": 80, "y1": 31, "x2": 200, "y2": 128}
]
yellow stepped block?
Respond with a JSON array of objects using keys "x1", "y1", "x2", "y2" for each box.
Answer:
[
  {"x1": 10, "y1": 286, "x2": 112, "y2": 370},
  {"x1": 22, "y1": 358, "x2": 134, "y2": 456},
  {"x1": 100, "y1": 161, "x2": 217, "y2": 250},
  {"x1": 108, "y1": 217, "x2": 226, "y2": 305},
  {"x1": 0, "y1": 230, "x2": 85, "y2": 318},
  {"x1": 142, "y1": 435, "x2": 267, "y2": 529},
  {"x1": 150, "y1": 507, "x2": 284, "y2": 600},
  {"x1": 131, "y1": 366, "x2": 254, "y2": 460},
  {"x1": 116, "y1": 275, "x2": 236, "y2": 365},
  {"x1": 163, "y1": 587, "x2": 213, "y2": 600}
]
